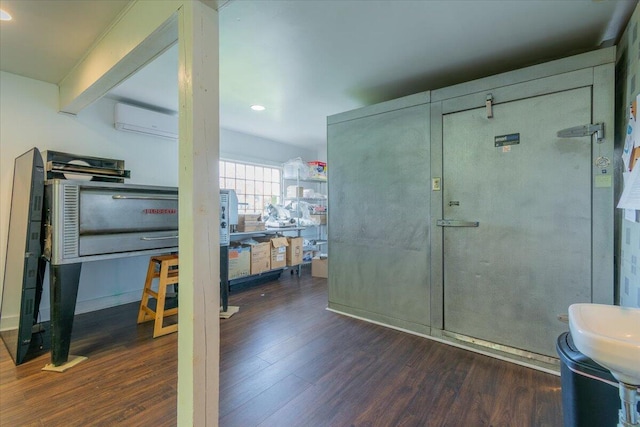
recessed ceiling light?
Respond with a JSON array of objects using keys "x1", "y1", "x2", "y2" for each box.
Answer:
[
  {"x1": 0, "y1": 9, "x2": 12, "y2": 21},
  {"x1": 250, "y1": 104, "x2": 266, "y2": 111}
]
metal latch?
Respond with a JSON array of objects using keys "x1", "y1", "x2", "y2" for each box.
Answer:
[
  {"x1": 557, "y1": 123, "x2": 604, "y2": 143},
  {"x1": 437, "y1": 220, "x2": 479, "y2": 227},
  {"x1": 486, "y1": 94, "x2": 493, "y2": 119}
]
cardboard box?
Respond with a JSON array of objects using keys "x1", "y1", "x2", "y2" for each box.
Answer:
[
  {"x1": 310, "y1": 214, "x2": 327, "y2": 225},
  {"x1": 286, "y1": 185, "x2": 304, "y2": 198},
  {"x1": 286, "y1": 236, "x2": 304, "y2": 266},
  {"x1": 269, "y1": 237, "x2": 289, "y2": 269},
  {"x1": 237, "y1": 214, "x2": 265, "y2": 232},
  {"x1": 311, "y1": 257, "x2": 328, "y2": 278},
  {"x1": 248, "y1": 241, "x2": 271, "y2": 274},
  {"x1": 239, "y1": 213, "x2": 261, "y2": 222},
  {"x1": 228, "y1": 245, "x2": 251, "y2": 280},
  {"x1": 237, "y1": 221, "x2": 265, "y2": 232},
  {"x1": 308, "y1": 161, "x2": 327, "y2": 180}
]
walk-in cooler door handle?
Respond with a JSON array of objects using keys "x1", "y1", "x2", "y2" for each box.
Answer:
[{"x1": 437, "y1": 220, "x2": 479, "y2": 227}]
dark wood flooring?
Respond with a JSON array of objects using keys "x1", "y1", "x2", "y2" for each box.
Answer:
[{"x1": 0, "y1": 269, "x2": 563, "y2": 426}]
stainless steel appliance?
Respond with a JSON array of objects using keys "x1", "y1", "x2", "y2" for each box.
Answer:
[
  {"x1": 44, "y1": 180, "x2": 178, "y2": 264},
  {"x1": 219, "y1": 189, "x2": 237, "y2": 311},
  {"x1": 41, "y1": 151, "x2": 178, "y2": 367},
  {"x1": 219, "y1": 189, "x2": 238, "y2": 246}
]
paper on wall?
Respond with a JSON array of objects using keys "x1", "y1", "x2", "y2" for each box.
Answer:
[
  {"x1": 622, "y1": 107, "x2": 635, "y2": 171},
  {"x1": 624, "y1": 208, "x2": 636, "y2": 221},
  {"x1": 636, "y1": 92, "x2": 640, "y2": 148},
  {"x1": 619, "y1": 94, "x2": 640, "y2": 219},
  {"x1": 618, "y1": 168, "x2": 640, "y2": 210}
]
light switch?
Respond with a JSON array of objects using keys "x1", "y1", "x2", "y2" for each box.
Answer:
[{"x1": 432, "y1": 177, "x2": 441, "y2": 191}]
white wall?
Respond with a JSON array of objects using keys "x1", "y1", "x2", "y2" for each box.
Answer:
[
  {"x1": 0, "y1": 71, "x2": 180, "y2": 321},
  {"x1": 220, "y1": 128, "x2": 317, "y2": 166},
  {"x1": 0, "y1": 71, "x2": 320, "y2": 320},
  {"x1": 315, "y1": 145, "x2": 328, "y2": 163}
]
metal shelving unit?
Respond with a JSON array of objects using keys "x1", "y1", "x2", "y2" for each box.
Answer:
[
  {"x1": 221, "y1": 226, "x2": 307, "y2": 309},
  {"x1": 282, "y1": 172, "x2": 328, "y2": 263}
]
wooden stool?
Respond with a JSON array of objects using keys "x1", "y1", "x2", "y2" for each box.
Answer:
[{"x1": 137, "y1": 254, "x2": 179, "y2": 338}]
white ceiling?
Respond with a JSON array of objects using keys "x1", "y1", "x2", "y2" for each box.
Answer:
[
  {"x1": 0, "y1": 0, "x2": 131, "y2": 83},
  {"x1": 0, "y1": 0, "x2": 637, "y2": 150}
]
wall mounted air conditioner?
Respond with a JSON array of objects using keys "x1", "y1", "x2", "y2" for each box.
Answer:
[{"x1": 114, "y1": 103, "x2": 178, "y2": 140}]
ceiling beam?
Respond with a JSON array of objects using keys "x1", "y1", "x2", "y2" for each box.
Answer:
[{"x1": 58, "y1": 0, "x2": 181, "y2": 114}]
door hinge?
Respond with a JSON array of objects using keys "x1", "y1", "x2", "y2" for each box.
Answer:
[{"x1": 556, "y1": 123, "x2": 604, "y2": 143}]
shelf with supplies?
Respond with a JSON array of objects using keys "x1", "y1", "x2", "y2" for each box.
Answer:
[
  {"x1": 219, "y1": 224, "x2": 309, "y2": 313},
  {"x1": 219, "y1": 182, "x2": 325, "y2": 313},
  {"x1": 290, "y1": 177, "x2": 328, "y2": 183},
  {"x1": 284, "y1": 197, "x2": 327, "y2": 202},
  {"x1": 230, "y1": 227, "x2": 305, "y2": 239},
  {"x1": 226, "y1": 225, "x2": 309, "y2": 284},
  {"x1": 282, "y1": 158, "x2": 328, "y2": 279},
  {"x1": 283, "y1": 173, "x2": 328, "y2": 228}
]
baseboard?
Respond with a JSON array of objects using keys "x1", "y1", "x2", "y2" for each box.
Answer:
[
  {"x1": 326, "y1": 306, "x2": 560, "y2": 376},
  {"x1": 37, "y1": 290, "x2": 141, "y2": 321},
  {"x1": 327, "y1": 301, "x2": 431, "y2": 335}
]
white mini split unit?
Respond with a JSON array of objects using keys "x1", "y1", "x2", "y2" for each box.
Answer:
[{"x1": 114, "y1": 103, "x2": 178, "y2": 140}]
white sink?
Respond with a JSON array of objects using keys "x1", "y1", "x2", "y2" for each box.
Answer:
[{"x1": 569, "y1": 303, "x2": 640, "y2": 385}]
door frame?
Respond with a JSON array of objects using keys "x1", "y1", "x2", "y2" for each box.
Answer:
[{"x1": 429, "y1": 49, "x2": 615, "y2": 334}]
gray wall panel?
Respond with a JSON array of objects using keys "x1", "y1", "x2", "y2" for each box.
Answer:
[
  {"x1": 328, "y1": 91, "x2": 430, "y2": 125},
  {"x1": 328, "y1": 102, "x2": 431, "y2": 328},
  {"x1": 329, "y1": 242, "x2": 430, "y2": 326}
]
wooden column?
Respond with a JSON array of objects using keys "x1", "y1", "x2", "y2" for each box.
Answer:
[
  {"x1": 177, "y1": 2, "x2": 220, "y2": 425},
  {"x1": 55, "y1": 0, "x2": 221, "y2": 424}
]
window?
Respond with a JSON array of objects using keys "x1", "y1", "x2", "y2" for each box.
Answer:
[{"x1": 220, "y1": 160, "x2": 281, "y2": 213}]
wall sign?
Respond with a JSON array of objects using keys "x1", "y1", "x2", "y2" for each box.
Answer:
[{"x1": 494, "y1": 133, "x2": 520, "y2": 147}]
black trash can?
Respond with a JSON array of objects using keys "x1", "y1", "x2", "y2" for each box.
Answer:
[{"x1": 556, "y1": 331, "x2": 621, "y2": 427}]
